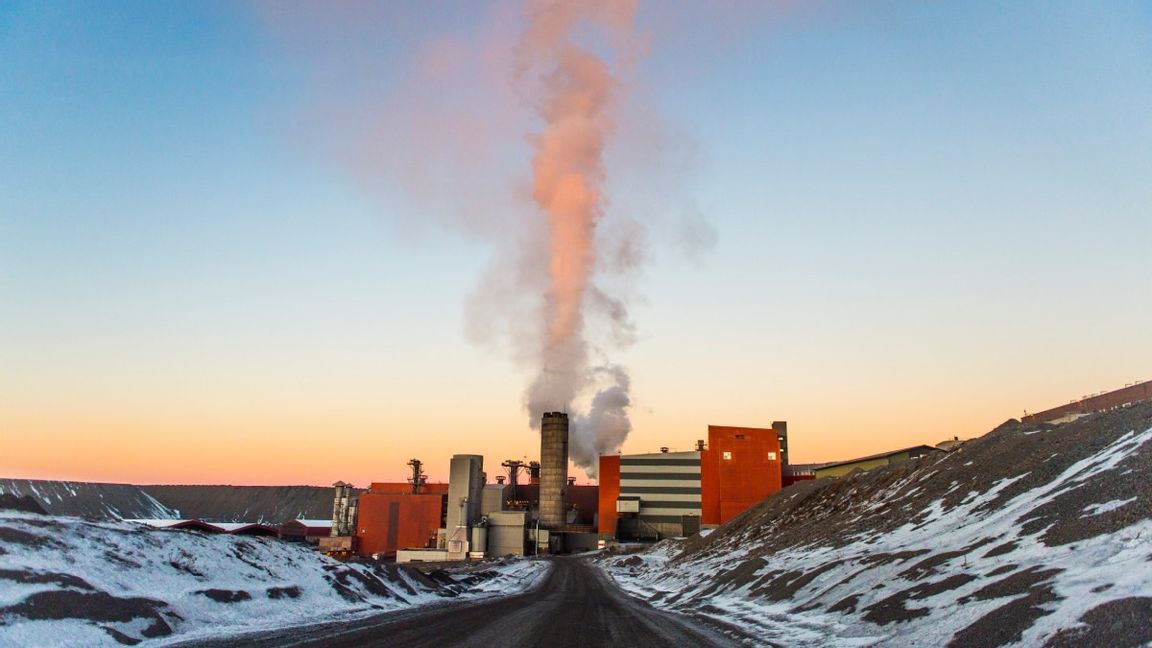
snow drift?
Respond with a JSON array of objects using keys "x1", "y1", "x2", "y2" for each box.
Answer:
[
  {"x1": 599, "y1": 401, "x2": 1152, "y2": 647},
  {"x1": 0, "y1": 513, "x2": 546, "y2": 646}
]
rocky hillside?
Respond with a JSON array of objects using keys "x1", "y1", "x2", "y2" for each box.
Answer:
[
  {"x1": 0, "y1": 480, "x2": 176, "y2": 520},
  {"x1": 140, "y1": 485, "x2": 334, "y2": 523},
  {"x1": 0, "y1": 481, "x2": 335, "y2": 523},
  {"x1": 599, "y1": 400, "x2": 1152, "y2": 647},
  {"x1": 0, "y1": 510, "x2": 546, "y2": 646}
]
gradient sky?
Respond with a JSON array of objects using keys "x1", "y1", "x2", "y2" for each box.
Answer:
[{"x1": 2, "y1": 1, "x2": 1150, "y2": 486}]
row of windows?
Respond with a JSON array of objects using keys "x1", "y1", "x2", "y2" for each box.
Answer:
[{"x1": 721, "y1": 451, "x2": 778, "y2": 461}]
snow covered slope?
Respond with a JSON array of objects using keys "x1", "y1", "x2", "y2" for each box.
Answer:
[
  {"x1": 600, "y1": 401, "x2": 1152, "y2": 647},
  {"x1": 0, "y1": 513, "x2": 546, "y2": 647}
]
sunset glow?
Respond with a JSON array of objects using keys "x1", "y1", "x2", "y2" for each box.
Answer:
[{"x1": 1, "y1": 1, "x2": 1149, "y2": 487}]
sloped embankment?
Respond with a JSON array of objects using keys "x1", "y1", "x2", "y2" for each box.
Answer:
[
  {"x1": 0, "y1": 481, "x2": 338, "y2": 523},
  {"x1": 139, "y1": 485, "x2": 335, "y2": 523},
  {"x1": 0, "y1": 481, "x2": 177, "y2": 520},
  {"x1": 601, "y1": 401, "x2": 1152, "y2": 647},
  {"x1": 0, "y1": 513, "x2": 545, "y2": 646}
]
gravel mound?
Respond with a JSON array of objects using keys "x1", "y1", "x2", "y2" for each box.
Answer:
[{"x1": 601, "y1": 400, "x2": 1152, "y2": 647}]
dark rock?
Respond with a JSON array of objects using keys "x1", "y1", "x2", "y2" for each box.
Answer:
[{"x1": 196, "y1": 589, "x2": 252, "y2": 603}]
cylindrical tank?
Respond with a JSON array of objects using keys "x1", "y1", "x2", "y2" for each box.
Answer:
[
  {"x1": 539, "y1": 412, "x2": 569, "y2": 528},
  {"x1": 471, "y1": 525, "x2": 488, "y2": 554}
]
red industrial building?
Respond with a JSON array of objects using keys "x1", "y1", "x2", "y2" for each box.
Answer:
[
  {"x1": 353, "y1": 483, "x2": 449, "y2": 558},
  {"x1": 599, "y1": 423, "x2": 785, "y2": 538},
  {"x1": 597, "y1": 456, "x2": 621, "y2": 536},
  {"x1": 782, "y1": 463, "x2": 820, "y2": 487},
  {"x1": 278, "y1": 519, "x2": 332, "y2": 543},
  {"x1": 338, "y1": 476, "x2": 601, "y2": 558},
  {"x1": 702, "y1": 425, "x2": 783, "y2": 524}
]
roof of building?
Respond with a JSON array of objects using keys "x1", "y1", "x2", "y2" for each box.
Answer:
[
  {"x1": 125, "y1": 518, "x2": 276, "y2": 534},
  {"x1": 211, "y1": 522, "x2": 275, "y2": 533},
  {"x1": 783, "y1": 463, "x2": 831, "y2": 475},
  {"x1": 124, "y1": 518, "x2": 225, "y2": 533},
  {"x1": 620, "y1": 451, "x2": 701, "y2": 460},
  {"x1": 935, "y1": 438, "x2": 966, "y2": 451},
  {"x1": 284, "y1": 518, "x2": 332, "y2": 528},
  {"x1": 815, "y1": 445, "x2": 945, "y2": 472},
  {"x1": 367, "y1": 482, "x2": 451, "y2": 495},
  {"x1": 124, "y1": 518, "x2": 190, "y2": 528}
]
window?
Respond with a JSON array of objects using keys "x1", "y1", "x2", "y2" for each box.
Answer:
[
  {"x1": 722, "y1": 451, "x2": 732, "y2": 460},
  {"x1": 735, "y1": 434, "x2": 746, "y2": 439}
]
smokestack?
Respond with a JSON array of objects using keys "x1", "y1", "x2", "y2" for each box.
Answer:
[
  {"x1": 528, "y1": 461, "x2": 541, "y2": 485},
  {"x1": 539, "y1": 412, "x2": 569, "y2": 528}
]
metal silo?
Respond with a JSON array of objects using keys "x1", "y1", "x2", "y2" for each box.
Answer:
[{"x1": 539, "y1": 412, "x2": 569, "y2": 528}]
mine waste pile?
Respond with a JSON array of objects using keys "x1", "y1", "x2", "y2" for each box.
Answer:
[
  {"x1": 599, "y1": 400, "x2": 1152, "y2": 648},
  {"x1": 0, "y1": 511, "x2": 546, "y2": 646},
  {"x1": 0, "y1": 481, "x2": 337, "y2": 524}
]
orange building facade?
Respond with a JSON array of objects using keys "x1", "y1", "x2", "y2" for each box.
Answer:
[
  {"x1": 597, "y1": 455, "x2": 621, "y2": 535},
  {"x1": 701, "y1": 425, "x2": 783, "y2": 525},
  {"x1": 354, "y1": 484, "x2": 446, "y2": 557}
]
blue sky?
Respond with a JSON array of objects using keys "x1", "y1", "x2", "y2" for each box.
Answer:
[{"x1": 2, "y1": 1, "x2": 1149, "y2": 484}]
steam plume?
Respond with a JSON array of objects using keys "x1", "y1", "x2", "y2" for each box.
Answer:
[
  {"x1": 518, "y1": 0, "x2": 638, "y2": 474},
  {"x1": 256, "y1": 1, "x2": 671, "y2": 477}
]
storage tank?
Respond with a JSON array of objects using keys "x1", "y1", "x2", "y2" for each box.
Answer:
[
  {"x1": 471, "y1": 524, "x2": 488, "y2": 554},
  {"x1": 539, "y1": 412, "x2": 569, "y2": 528},
  {"x1": 446, "y1": 454, "x2": 484, "y2": 533}
]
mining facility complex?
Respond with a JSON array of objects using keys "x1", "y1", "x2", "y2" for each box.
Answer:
[
  {"x1": 95, "y1": 379, "x2": 1149, "y2": 564},
  {"x1": 309, "y1": 380, "x2": 1152, "y2": 561},
  {"x1": 305, "y1": 413, "x2": 802, "y2": 561}
]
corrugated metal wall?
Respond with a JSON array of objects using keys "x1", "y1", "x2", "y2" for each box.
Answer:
[
  {"x1": 619, "y1": 452, "x2": 703, "y2": 523},
  {"x1": 598, "y1": 455, "x2": 620, "y2": 535},
  {"x1": 355, "y1": 492, "x2": 443, "y2": 557},
  {"x1": 705, "y1": 425, "x2": 783, "y2": 524}
]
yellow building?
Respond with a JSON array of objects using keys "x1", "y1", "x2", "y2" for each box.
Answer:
[{"x1": 814, "y1": 445, "x2": 946, "y2": 479}]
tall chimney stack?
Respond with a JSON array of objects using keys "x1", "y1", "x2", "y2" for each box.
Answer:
[{"x1": 539, "y1": 412, "x2": 569, "y2": 528}]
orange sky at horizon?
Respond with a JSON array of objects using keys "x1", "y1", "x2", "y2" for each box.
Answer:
[{"x1": 5, "y1": 359, "x2": 1140, "y2": 488}]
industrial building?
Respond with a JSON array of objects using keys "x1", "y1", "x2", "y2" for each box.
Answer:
[
  {"x1": 782, "y1": 463, "x2": 821, "y2": 486},
  {"x1": 355, "y1": 486, "x2": 444, "y2": 557},
  {"x1": 278, "y1": 519, "x2": 332, "y2": 543},
  {"x1": 322, "y1": 416, "x2": 796, "y2": 555},
  {"x1": 324, "y1": 411, "x2": 599, "y2": 562},
  {"x1": 598, "y1": 422, "x2": 786, "y2": 540},
  {"x1": 813, "y1": 445, "x2": 945, "y2": 479},
  {"x1": 1021, "y1": 379, "x2": 1152, "y2": 425}
]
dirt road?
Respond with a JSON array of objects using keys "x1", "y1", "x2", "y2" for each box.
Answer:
[{"x1": 183, "y1": 557, "x2": 738, "y2": 648}]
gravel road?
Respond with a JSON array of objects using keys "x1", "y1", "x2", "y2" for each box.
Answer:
[{"x1": 179, "y1": 557, "x2": 738, "y2": 648}]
